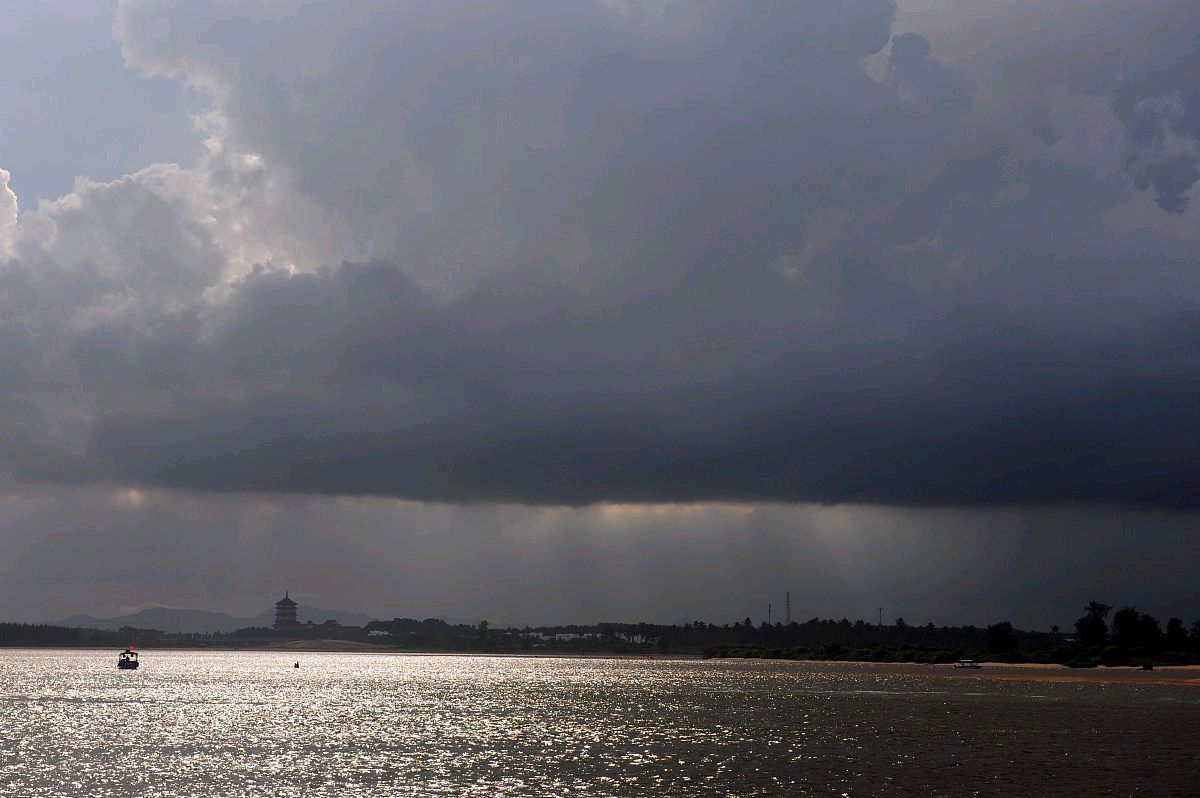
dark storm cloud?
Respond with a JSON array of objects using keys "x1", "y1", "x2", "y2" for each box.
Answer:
[
  {"x1": 894, "y1": 0, "x2": 1200, "y2": 215},
  {"x1": 76, "y1": 265, "x2": 1200, "y2": 507},
  {"x1": 2, "y1": 0, "x2": 1200, "y2": 508}
]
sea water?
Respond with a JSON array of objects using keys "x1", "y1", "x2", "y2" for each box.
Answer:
[{"x1": 0, "y1": 650, "x2": 1196, "y2": 796}]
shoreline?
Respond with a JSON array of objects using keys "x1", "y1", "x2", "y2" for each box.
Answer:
[
  {"x1": 0, "y1": 641, "x2": 694, "y2": 659},
  {"x1": 3, "y1": 646, "x2": 1198, "y2": 682},
  {"x1": 3, "y1": 644, "x2": 1198, "y2": 676}
]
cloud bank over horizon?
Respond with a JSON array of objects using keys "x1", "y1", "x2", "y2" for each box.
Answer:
[
  {"x1": 6, "y1": 0, "x2": 1196, "y2": 508},
  {"x1": 1, "y1": 0, "x2": 1200, "y2": 624},
  {"x1": 0, "y1": 0, "x2": 1196, "y2": 508}
]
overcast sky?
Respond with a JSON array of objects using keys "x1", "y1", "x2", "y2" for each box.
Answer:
[{"x1": 0, "y1": 0, "x2": 1197, "y2": 628}]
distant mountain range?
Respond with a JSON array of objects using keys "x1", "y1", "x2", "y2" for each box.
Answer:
[{"x1": 57, "y1": 604, "x2": 376, "y2": 634}]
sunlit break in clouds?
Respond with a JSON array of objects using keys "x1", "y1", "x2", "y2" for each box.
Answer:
[{"x1": 0, "y1": 0, "x2": 1198, "y2": 627}]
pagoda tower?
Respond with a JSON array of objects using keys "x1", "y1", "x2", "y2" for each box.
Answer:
[{"x1": 274, "y1": 592, "x2": 299, "y2": 630}]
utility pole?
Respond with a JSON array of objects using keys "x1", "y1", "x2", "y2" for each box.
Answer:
[
  {"x1": 786, "y1": 592, "x2": 791, "y2": 626},
  {"x1": 768, "y1": 603, "x2": 772, "y2": 626}
]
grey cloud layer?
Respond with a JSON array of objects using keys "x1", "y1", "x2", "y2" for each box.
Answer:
[
  {"x1": 2, "y1": 0, "x2": 1200, "y2": 507},
  {"x1": 3, "y1": 487, "x2": 1197, "y2": 627}
]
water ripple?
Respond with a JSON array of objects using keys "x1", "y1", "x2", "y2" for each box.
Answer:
[{"x1": 0, "y1": 652, "x2": 1194, "y2": 796}]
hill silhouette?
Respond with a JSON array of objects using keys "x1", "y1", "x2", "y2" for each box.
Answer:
[{"x1": 58, "y1": 604, "x2": 374, "y2": 634}]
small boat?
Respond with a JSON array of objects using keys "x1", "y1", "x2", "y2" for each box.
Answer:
[
  {"x1": 117, "y1": 648, "x2": 140, "y2": 670},
  {"x1": 953, "y1": 659, "x2": 982, "y2": 669}
]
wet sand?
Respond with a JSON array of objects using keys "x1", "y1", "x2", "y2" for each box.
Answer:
[
  {"x1": 785, "y1": 660, "x2": 1200, "y2": 686},
  {"x1": 965, "y1": 662, "x2": 1200, "y2": 686}
]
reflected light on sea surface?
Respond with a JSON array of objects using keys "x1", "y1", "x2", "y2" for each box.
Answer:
[{"x1": 0, "y1": 652, "x2": 1196, "y2": 796}]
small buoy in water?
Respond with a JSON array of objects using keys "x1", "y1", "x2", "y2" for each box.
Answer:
[{"x1": 294, "y1": 662, "x2": 300, "y2": 669}]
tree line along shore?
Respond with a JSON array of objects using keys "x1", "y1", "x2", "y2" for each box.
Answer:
[
  {"x1": 2, "y1": 601, "x2": 1197, "y2": 667},
  {"x1": 708, "y1": 602, "x2": 1200, "y2": 667}
]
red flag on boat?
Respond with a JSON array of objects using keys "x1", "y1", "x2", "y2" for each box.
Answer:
[{"x1": 129, "y1": 645, "x2": 136, "y2": 651}]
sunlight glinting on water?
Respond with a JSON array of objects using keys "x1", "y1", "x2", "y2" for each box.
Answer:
[{"x1": 1, "y1": 651, "x2": 1196, "y2": 796}]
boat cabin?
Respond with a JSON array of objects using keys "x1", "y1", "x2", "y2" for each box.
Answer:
[{"x1": 117, "y1": 649, "x2": 139, "y2": 670}]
